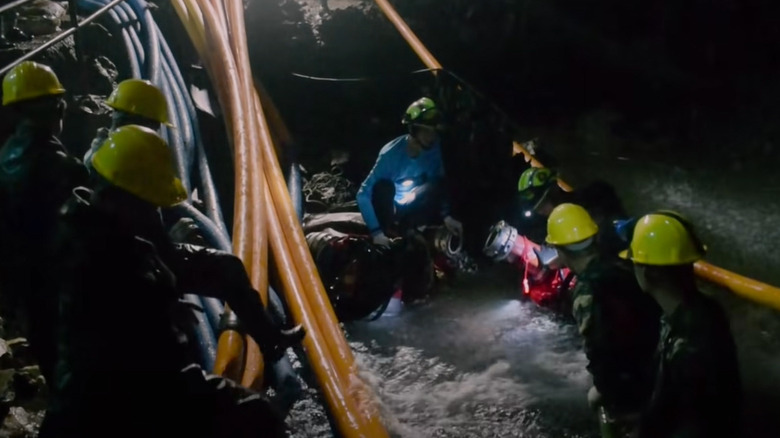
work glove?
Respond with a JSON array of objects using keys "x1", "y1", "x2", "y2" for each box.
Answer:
[
  {"x1": 168, "y1": 217, "x2": 205, "y2": 244},
  {"x1": 533, "y1": 245, "x2": 561, "y2": 269},
  {"x1": 372, "y1": 232, "x2": 392, "y2": 247},
  {"x1": 266, "y1": 324, "x2": 306, "y2": 363},
  {"x1": 443, "y1": 215, "x2": 463, "y2": 236}
]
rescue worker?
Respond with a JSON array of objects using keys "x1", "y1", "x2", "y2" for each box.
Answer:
[
  {"x1": 620, "y1": 212, "x2": 741, "y2": 437},
  {"x1": 83, "y1": 78, "x2": 170, "y2": 175},
  {"x1": 42, "y1": 125, "x2": 303, "y2": 437},
  {"x1": 0, "y1": 61, "x2": 88, "y2": 384},
  {"x1": 357, "y1": 97, "x2": 463, "y2": 246},
  {"x1": 517, "y1": 166, "x2": 628, "y2": 254},
  {"x1": 356, "y1": 97, "x2": 463, "y2": 304},
  {"x1": 545, "y1": 203, "x2": 661, "y2": 437}
]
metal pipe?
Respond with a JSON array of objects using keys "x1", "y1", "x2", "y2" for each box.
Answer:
[
  {"x1": 0, "y1": 0, "x2": 36, "y2": 17},
  {"x1": 68, "y1": 0, "x2": 82, "y2": 62},
  {"x1": 0, "y1": 0, "x2": 127, "y2": 76}
]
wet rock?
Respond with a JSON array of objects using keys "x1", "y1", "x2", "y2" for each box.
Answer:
[
  {"x1": 16, "y1": 1, "x2": 67, "y2": 37},
  {"x1": 12, "y1": 367, "x2": 46, "y2": 410},
  {"x1": 0, "y1": 370, "x2": 15, "y2": 404},
  {"x1": 0, "y1": 407, "x2": 43, "y2": 438},
  {"x1": 80, "y1": 23, "x2": 114, "y2": 60},
  {"x1": 2, "y1": 340, "x2": 33, "y2": 371}
]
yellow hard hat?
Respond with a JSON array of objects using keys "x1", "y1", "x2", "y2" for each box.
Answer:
[
  {"x1": 619, "y1": 213, "x2": 705, "y2": 265},
  {"x1": 2, "y1": 61, "x2": 66, "y2": 106},
  {"x1": 545, "y1": 203, "x2": 599, "y2": 246},
  {"x1": 92, "y1": 125, "x2": 187, "y2": 207},
  {"x1": 106, "y1": 79, "x2": 171, "y2": 125}
]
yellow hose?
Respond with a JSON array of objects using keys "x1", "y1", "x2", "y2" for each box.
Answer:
[
  {"x1": 254, "y1": 94, "x2": 389, "y2": 436},
  {"x1": 695, "y1": 261, "x2": 780, "y2": 312},
  {"x1": 223, "y1": 0, "x2": 269, "y2": 390},
  {"x1": 373, "y1": 0, "x2": 441, "y2": 70},
  {"x1": 176, "y1": 1, "x2": 389, "y2": 435},
  {"x1": 265, "y1": 180, "x2": 371, "y2": 434},
  {"x1": 172, "y1": 0, "x2": 246, "y2": 382},
  {"x1": 375, "y1": 0, "x2": 780, "y2": 312}
]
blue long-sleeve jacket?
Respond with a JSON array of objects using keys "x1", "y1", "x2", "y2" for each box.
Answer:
[{"x1": 357, "y1": 134, "x2": 449, "y2": 234}]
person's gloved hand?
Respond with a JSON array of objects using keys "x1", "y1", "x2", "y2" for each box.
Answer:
[
  {"x1": 266, "y1": 324, "x2": 306, "y2": 363},
  {"x1": 533, "y1": 245, "x2": 561, "y2": 268},
  {"x1": 443, "y1": 215, "x2": 463, "y2": 236},
  {"x1": 168, "y1": 217, "x2": 206, "y2": 245},
  {"x1": 372, "y1": 232, "x2": 392, "y2": 247}
]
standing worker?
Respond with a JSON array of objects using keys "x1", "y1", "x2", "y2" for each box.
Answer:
[
  {"x1": 0, "y1": 61, "x2": 88, "y2": 384},
  {"x1": 621, "y1": 212, "x2": 741, "y2": 437},
  {"x1": 43, "y1": 125, "x2": 303, "y2": 437},
  {"x1": 545, "y1": 203, "x2": 661, "y2": 437},
  {"x1": 83, "y1": 78, "x2": 171, "y2": 174}
]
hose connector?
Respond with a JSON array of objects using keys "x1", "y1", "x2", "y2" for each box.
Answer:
[{"x1": 483, "y1": 220, "x2": 519, "y2": 262}]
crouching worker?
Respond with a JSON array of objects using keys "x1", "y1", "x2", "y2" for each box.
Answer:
[
  {"x1": 545, "y1": 204, "x2": 661, "y2": 437},
  {"x1": 357, "y1": 97, "x2": 462, "y2": 246},
  {"x1": 41, "y1": 125, "x2": 303, "y2": 437}
]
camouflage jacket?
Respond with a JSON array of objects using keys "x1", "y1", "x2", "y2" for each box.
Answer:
[
  {"x1": 0, "y1": 121, "x2": 87, "y2": 384},
  {"x1": 640, "y1": 292, "x2": 741, "y2": 438},
  {"x1": 571, "y1": 256, "x2": 661, "y2": 411}
]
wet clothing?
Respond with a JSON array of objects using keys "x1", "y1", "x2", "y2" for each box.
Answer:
[
  {"x1": 43, "y1": 190, "x2": 287, "y2": 437},
  {"x1": 571, "y1": 256, "x2": 661, "y2": 413},
  {"x1": 639, "y1": 292, "x2": 741, "y2": 438},
  {"x1": 357, "y1": 134, "x2": 450, "y2": 235},
  {"x1": 0, "y1": 120, "x2": 88, "y2": 384}
]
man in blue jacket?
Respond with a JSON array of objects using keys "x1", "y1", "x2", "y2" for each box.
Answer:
[{"x1": 357, "y1": 97, "x2": 463, "y2": 246}]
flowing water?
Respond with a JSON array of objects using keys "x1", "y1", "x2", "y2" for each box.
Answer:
[{"x1": 276, "y1": 2, "x2": 780, "y2": 436}]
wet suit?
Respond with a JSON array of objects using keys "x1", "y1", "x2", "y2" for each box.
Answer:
[
  {"x1": 41, "y1": 189, "x2": 289, "y2": 437},
  {"x1": 357, "y1": 134, "x2": 450, "y2": 236},
  {"x1": 0, "y1": 120, "x2": 88, "y2": 385},
  {"x1": 639, "y1": 291, "x2": 741, "y2": 438}
]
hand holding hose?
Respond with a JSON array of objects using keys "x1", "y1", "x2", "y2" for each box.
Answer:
[
  {"x1": 443, "y1": 215, "x2": 463, "y2": 236},
  {"x1": 372, "y1": 232, "x2": 393, "y2": 247},
  {"x1": 265, "y1": 324, "x2": 306, "y2": 363}
]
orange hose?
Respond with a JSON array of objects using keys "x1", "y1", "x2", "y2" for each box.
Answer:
[
  {"x1": 373, "y1": 0, "x2": 441, "y2": 70},
  {"x1": 695, "y1": 261, "x2": 780, "y2": 312},
  {"x1": 224, "y1": 0, "x2": 268, "y2": 304},
  {"x1": 264, "y1": 180, "x2": 370, "y2": 434},
  {"x1": 222, "y1": 0, "x2": 270, "y2": 389},
  {"x1": 187, "y1": 0, "x2": 255, "y2": 378},
  {"x1": 255, "y1": 97, "x2": 388, "y2": 435},
  {"x1": 173, "y1": 0, "x2": 246, "y2": 381},
  {"x1": 177, "y1": 2, "x2": 389, "y2": 434},
  {"x1": 255, "y1": 79, "x2": 293, "y2": 152},
  {"x1": 212, "y1": 326, "x2": 245, "y2": 378}
]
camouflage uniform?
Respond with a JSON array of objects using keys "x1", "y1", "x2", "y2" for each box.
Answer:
[
  {"x1": 0, "y1": 120, "x2": 88, "y2": 384},
  {"x1": 40, "y1": 190, "x2": 288, "y2": 437},
  {"x1": 639, "y1": 292, "x2": 741, "y2": 438},
  {"x1": 571, "y1": 256, "x2": 661, "y2": 414}
]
